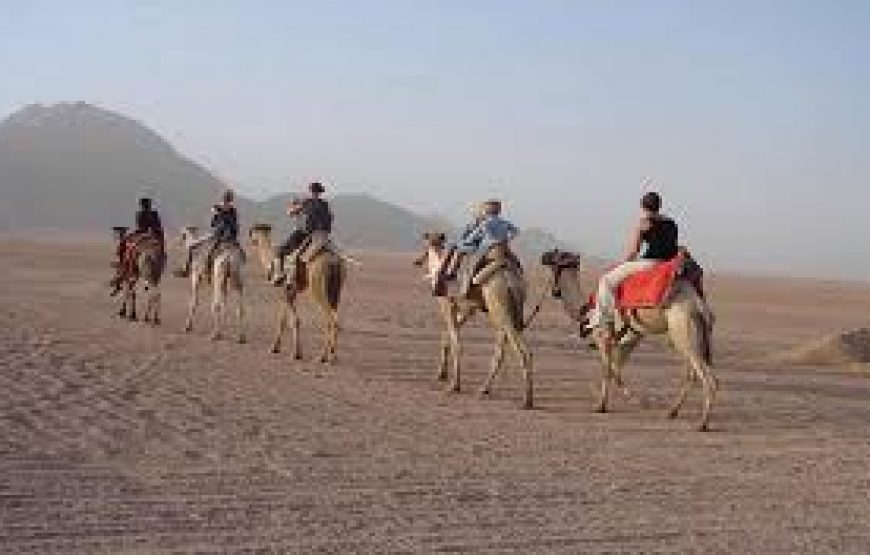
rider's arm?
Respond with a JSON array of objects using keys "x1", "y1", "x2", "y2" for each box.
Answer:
[
  {"x1": 504, "y1": 220, "x2": 519, "y2": 241},
  {"x1": 622, "y1": 217, "x2": 649, "y2": 262},
  {"x1": 456, "y1": 223, "x2": 484, "y2": 253}
]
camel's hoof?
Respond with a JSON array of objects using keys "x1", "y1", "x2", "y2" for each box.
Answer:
[
  {"x1": 118, "y1": 311, "x2": 126, "y2": 318},
  {"x1": 667, "y1": 409, "x2": 679, "y2": 420},
  {"x1": 521, "y1": 400, "x2": 534, "y2": 410},
  {"x1": 210, "y1": 334, "x2": 221, "y2": 342},
  {"x1": 270, "y1": 345, "x2": 280, "y2": 354},
  {"x1": 477, "y1": 388, "x2": 491, "y2": 398},
  {"x1": 594, "y1": 405, "x2": 608, "y2": 414},
  {"x1": 152, "y1": 318, "x2": 161, "y2": 326},
  {"x1": 129, "y1": 315, "x2": 138, "y2": 322},
  {"x1": 697, "y1": 422, "x2": 710, "y2": 432},
  {"x1": 184, "y1": 325, "x2": 193, "y2": 333},
  {"x1": 437, "y1": 372, "x2": 448, "y2": 382},
  {"x1": 293, "y1": 353, "x2": 303, "y2": 361},
  {"x1": 446, "y1": 384, "x2": 460, "y2": 394}
]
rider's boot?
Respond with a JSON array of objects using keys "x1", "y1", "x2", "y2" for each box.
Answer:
[{"x1": 270, "y1": 257, "x2": 286, "y2": 286}]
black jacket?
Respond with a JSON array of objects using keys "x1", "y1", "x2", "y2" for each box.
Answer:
[
  {"x1": 301, "y1": 198, "x2": 333, "y2": 233},
  {"x1": 136, "y1": 209, "x2": 164, "y2": 243},
  {"x1": 211, "y1": 205, "x2": 239, "y2": 242}
]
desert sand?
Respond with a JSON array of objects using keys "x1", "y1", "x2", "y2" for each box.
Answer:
[{"x1": 2, "y1": 235, "x2": 870, "y2": 552}]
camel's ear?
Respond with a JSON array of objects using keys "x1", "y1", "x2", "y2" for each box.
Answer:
[
  {"x1": 436, "y1": 232, "x2": 446, "y2": 243},
  {"x1": 422, "y1": 232, "x2": 432, "y2": 241}
]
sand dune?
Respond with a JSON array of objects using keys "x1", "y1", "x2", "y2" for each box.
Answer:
[{"x1": 2, "y1": 235, "x2": 870, "y2": 552}]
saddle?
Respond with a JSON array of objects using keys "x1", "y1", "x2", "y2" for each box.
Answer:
[
  {"x1": 117, "y1": 233, "x2": 162, "y2": 282},
  {"x1": 282, "y1": 231, "x2": 334, "y2": 289},
  {"x1": 592, "y1": 248, "x2": 705, "y2": 310},
  {"x1": 201, "y1": 239, "x2": 244, "y2": 282}
]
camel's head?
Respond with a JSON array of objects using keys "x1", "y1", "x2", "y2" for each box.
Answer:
[
  {"x1": 540, "y1": 249, "x2": 581, "y2": 298},
  {"x1": 422, "y1": 231, "x2": 447, "y2": 249},
  {"x1": 112, "y1": 226, "x2": 128, "y2": 244},
  {"x1": 179, "y1": 225, "x2": 200, "y2": 246},
  {"x1": 249, "y1": 223, "x2": 272, "y2": 247}
]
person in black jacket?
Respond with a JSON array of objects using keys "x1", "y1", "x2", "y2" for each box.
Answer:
[
  {"x1": 271, "y1": 182, "x2": 333, "y2": 285},
  {"x1": 174, "y1": 189, "x2": 240, "y2": 278},
  {"x1": 110, "y1": 197, "x2": 165, "y2": 295}
]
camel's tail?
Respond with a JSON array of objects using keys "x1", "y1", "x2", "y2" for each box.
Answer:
[
  {"x1": 694, "y1": 310, "x2": 713, "y2": 366},
  {"x1": 326, "y1": 260, "x2": 344, "y2": 310}
]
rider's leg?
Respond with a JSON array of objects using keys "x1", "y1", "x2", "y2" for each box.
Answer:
[
  {"x1": 272, "y1": 230, "x2": 306, "y2": 285},
  {"x1": 590, "y1": 260, "x2": 658, "y2": 331}
]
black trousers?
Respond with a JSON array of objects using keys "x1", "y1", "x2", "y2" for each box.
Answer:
[{"x1": 275, "y1": 230, "x2": 308, "y2": 266}]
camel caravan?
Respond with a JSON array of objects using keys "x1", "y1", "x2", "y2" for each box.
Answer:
[{"x1": 110, "y1": 185, "x2": 719, "y2": 431}]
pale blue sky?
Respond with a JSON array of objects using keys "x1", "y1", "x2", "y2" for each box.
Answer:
[{"x1": 1, "y1": 1, "x2": 868, "y2": 277}]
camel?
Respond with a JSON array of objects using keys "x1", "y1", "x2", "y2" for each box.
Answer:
[
  {"x1": 248, "y1": 224, "x2": 346, "y2": 364},
  {"x1": 540, "y1": 249, "x2": 718, "y2": 431},
  {"x1": 116, "y1": 234, "x2": 164, "y2": 324},
  {"x1": 414, "y1": 232, "x2": 535, "y2": 409},
  {"x1": 179, "y1": 226, "x2": 246, "y2": 343}
]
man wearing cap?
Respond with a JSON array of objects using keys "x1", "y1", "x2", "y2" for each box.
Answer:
[
  {"x1": 174, "y1": 189, "x2": 240, "y2": 278},
  {"x1": 271, "y1": 182, "x2": 333, "y2": 286},
  {"x1": 450, "y1": 199, "x2": 520, "y2": 297}
]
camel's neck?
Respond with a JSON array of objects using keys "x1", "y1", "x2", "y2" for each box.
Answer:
[
  {"x1": 426, "y1": 246, "x2": 446, "y2": 277},
  {"x1": 556, "y1": 268, "x2": 589, "y2": 322},
  {"x1": 253, "y1": 234, "x2": 275, "y2": 274}
]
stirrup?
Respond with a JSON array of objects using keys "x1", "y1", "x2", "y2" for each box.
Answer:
[{"x1": 271, "y1": 272, "x2": 286, "y2": 286}]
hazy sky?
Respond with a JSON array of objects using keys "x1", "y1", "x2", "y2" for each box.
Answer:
[{"x1": 1, "y1": 1, "x2": 868, "y2": 277}]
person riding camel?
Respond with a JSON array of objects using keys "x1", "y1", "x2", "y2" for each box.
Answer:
[
  {"x1": 449, "y1": 199, "x2": 520, "y2": 298},
  {"x1": 271, "y1": 181, "x2": 333, "y2": 286},
  {"x1": 174, "y1": 189, "x2": 240, "y2": 278},
  {"x1": 429, "y1": 202, "x2": 487, "y2": 294},
  {"x1": 110, "y1": 197, "x2": 165, "y2": 295},
  {"x1": 588, "y1": 191, "x2": 678, "y2": 341}
]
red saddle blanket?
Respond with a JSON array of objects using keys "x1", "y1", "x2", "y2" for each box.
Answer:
[{"x1": 591, "y1": 255, "x2": 684, "y2": 309}]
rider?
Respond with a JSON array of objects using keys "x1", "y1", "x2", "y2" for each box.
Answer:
[
  {"x1": 271, "y1": 182, "x2": 333, "y2": 286},
  {"x1": 432, "y1": 202, "x2": 487, "y2": 294},
  {"x1": 110, "y1": 197, "x2": 165, "y2": 295},
  {"x1": 174, "y1": 189, "x2": 239, "y2": 278},
  {"x1": 588, "y1": 191, "x2": 678, "y2": 339},
  {"x1": 451, "y1": 199, "x2": 520, "y2": 297}
]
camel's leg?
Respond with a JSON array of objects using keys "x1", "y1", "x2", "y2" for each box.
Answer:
[
  {"x1": 594, "y1": 336, "x2": 615, "y2": 414},
  {"x1": 211, "y1": 275, "x2": 227, "y2": 341},
  {"x1": 479, "y1": 331, "x2": 507, "y2": 397},
  {"x1": 118, "y1": 285, "x2": 128, "y2": 318},
  {"x1": 184, "y1": 277, "x2": 200, "y2": 332},
  {"x1": 325, "y1": 308, "x2": 339, "y2": 364},
  {"x1": 151, "y1": 288, "x2": 161, "y2": 326},
  {"x1": 142, "y1": 286, "x2": 152, "y2": 323},
  {"x1": 446, "y1": 304, "x2": 462, "y2": 393},
  {"x1": 612, "y1": 332, "x2": 642, "y2": 400},
  {"x1": 667, "y1": 309, "x2": 717, "y2": 431},
  {"x1": 289, "y1": 303, "x2": 302, "y2": 361},
  {"x1": 668, "y1": 362, "x2": 695, "y2": 419},
  {"x1": 128, "y1": 286, "x2": 137, "y2": 321},
  {"x1": 505, "y1": 327, "x2": 533, "y2": 409},
  {"x1": 316, "y1": 304, "x2": 334, "y2": 364},
  {"x1": 270, "y1": 300, "x2": 289, "y2": 354},
  {"x1": 437, "y1": 330, "x2": 450, "y2": 382},
  {"x1": 235, "y1": 279, "x2": 246, "y2": 344}
]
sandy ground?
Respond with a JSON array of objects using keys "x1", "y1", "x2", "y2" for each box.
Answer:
[{"x1": 2, "y1": 235, "x2": 870, "y2": 553}]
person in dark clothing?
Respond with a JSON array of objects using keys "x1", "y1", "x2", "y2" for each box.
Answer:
[
  {"x1": 174, "y1": 189, "x2": 240, "y2": 278},
  {"x1": 587, "y1": 191, "x2": 679, "y2": 339},
  {"x1": 110, "y1": 197, "x2": 165, "y2": 295},
  {"x1": 271, "y1": 182, "x2": 333, "y2": 286}
]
